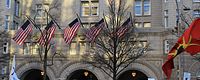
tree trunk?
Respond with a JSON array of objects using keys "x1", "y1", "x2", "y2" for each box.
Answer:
[{"x1": 43, "y1": 45, "x2": 48, "y2": 80}]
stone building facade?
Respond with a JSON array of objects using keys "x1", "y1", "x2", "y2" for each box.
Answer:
[{"x1": 0, "y1": 0, "x2": 200, "y2": 80}]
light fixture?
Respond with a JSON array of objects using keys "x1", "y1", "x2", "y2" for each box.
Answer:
[
  {"x1": 41, "y1": 71, "x2": 44, "y2": 75},
  {"x1": 132, "y1": 72, "x2": 136, "y2": 77},
  {"x1": 84, "y1": 71, "x2": 89, "y2": 77}
]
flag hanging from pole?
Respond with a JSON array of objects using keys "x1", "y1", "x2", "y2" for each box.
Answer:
[
  {"x1": 162, "y1": 18, "x2": 200, "y2": 80},
  {"x1": 9, "y1": 55, "x2": 20, "y2": 80},
  {"x1": 13, "y1": 20, "x2": 33, "y2": 45},
  {"x1": 63, "y1": 18, "x2": 80, "y2": 44},
  {"x1": 38, "y1": 20, "x2": 56, "y2": 45},
  {"x1": 85, "y1": 19, "x2": 105, "y2": 42},
  {"x1": 116, "y1": 18, "x2": 131, "y2": 38}
]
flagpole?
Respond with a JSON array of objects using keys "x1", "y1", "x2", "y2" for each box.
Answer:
[
  {"x1": 175, "y1": 0, "x2": 183, "y2": 80},
  {"x1": 129, "y1": 12, "x2": 135, "y2": 30},
  {"x1": 24, "y1": 15, "x2": 37, "y2": 29},
  {"x1": 76, "y1": 13, "x2": 84, "y2": 28},
  {"x1": 44, "y1": 10, "x2": 62, "y2": 29}
]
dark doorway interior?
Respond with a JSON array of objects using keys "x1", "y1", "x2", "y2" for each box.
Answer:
[
  {"x1": 67, "y1": 69, "x2": 98, "y2": 80},
  {"x1": 21, "y1": 69, "x2": 49, "y2": 80},
  {"x1": 118, "y1": 70, "x2": 148, "y2": 80}
]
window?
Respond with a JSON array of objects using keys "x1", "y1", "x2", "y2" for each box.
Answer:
[
  {"x1": 134, "y1": 0, "x2": 151, "y2": 16},
  {"x1": 135, "y1": 0, "x2": 142, "y2": 16},
  {"x1": 3, "y1": 42, "x2": 8, "y2": 54},
  {"x1": 14, "y1": 0, "x2": 20, "y2": 16},
  {"x1": 79, "y1": 42, "x2": 86, "y2": 55},
  {"x1": 6, "y1": 0, "x2": 11, "y2": 9},
  {"x1": 193, "y1": 0, "x2": 200, "y2": 2},
  {"x1": 143, "y1": 0, "x2": 151, "y2": 15},
  {"x1": 193, "y1": 10, "x2": 200, "y2": 18},
  {"x1": 23, "y1": 43, "x2": 31, "y2": 55},
  {"x1": 5, "y1": 15, "x2": 10, "y2": 31},
  {"x1": 164, "y1": 0, "x2": 168, "y2": 2},
  {"x1": 32, "y1": 43, "x2": 40, "y2": 55},
  {"x1": 138, "y1": 41, "x2": 147, "y2": 48},
  {"x1": 164, "y1": 40, "x2": 169, "y2": 54},
  {"x1": 12, "y1": 21, "x2": 19, "y2": 30},
  {"x1": 135, "y1": 22, "x2": 142, "y2": 28},
  {"x1": 135, "y1": 22, "x2": 151, "y2": 28},
  {"x1": 50, "y1": 40, "x2": 56, "y2": 54},
  {"x1": 36, "y1": 4, "x2": 43, "y2": 18},
  {"x1": 69, "y1": 42, "x2": 77, "y2": 55},
  {"x1": 1, "y1": 66, "x2": 7, "y2": 74},
  {"x1": 164, "y1": 10, "x2": 168, "y2": 16},
  {"x1": 148, "y1": 78, "x2": 155, "y2": 80},
  {"x1": 164, "y1": 16, "x2": 168, "y2": 28},
  {"x1": 143, "y1": 22, "x2": 151, "y2": 27},
  {"x1": 81, "y1": 0, "x2": 99, "y2": 16},
  {"x1": 164, "y1": 10, "x2": 168, "y2": 28},
  {"x1": 82, "y1": 22, "x2": 96, "y2": 28}
]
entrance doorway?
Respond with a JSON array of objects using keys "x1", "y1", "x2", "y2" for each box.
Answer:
[
  {"x1": 21, "y1": 69, "x2": 49, "y2": 80},
  {"x1": 118, "y1": 70, "x2": 148, "y2": 80},
  {"x1": 67, "y1": 69, "x2": 98, "y2": 80}
]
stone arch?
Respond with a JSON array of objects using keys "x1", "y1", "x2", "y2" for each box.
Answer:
[
  {"x1": 119, "y1": 60, "x2": 162, "y2": 80},
  {"x1": 16, "y1": 62, "x2": 56, "y2": 80},
  {"x1": 59, "y1": 62, "x2": 107, "y2": 80}
]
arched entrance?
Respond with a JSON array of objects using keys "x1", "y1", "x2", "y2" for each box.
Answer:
[
  {"x1": 67, "y1": 69, "x2": 98, "y2": 80},
  {"x1": 118, "y1": 70, "x2": 148, "y2": 80},
  {"x1": 20, "y1": 69, "x2": 49, "y2": 80}
]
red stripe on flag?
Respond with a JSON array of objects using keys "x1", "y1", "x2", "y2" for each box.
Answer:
[
  {"x1": 85, "y1": 19, "x2": 104, "y2": 42},
  {"x1": 38, "y1": 21, "x2": 56, "y2": 45},
  {"x1": 13, "y1": 20, "x2": 33, "y2": 45},
  {"x1": 64, "y1": 19, "x2": 80, "y2": 44}
]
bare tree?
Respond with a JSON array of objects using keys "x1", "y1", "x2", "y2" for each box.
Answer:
[
  {"x1": 27, "y1": 1, "x2": 62, "y2": 80},
  {"x1": 82, "y1": 0, "x2": 149, "y2": 80}
]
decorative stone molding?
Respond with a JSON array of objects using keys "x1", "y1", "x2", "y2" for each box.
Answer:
[
  {"x1": 16, "y1": 62, "x2": 56, "y2": 80},
  {"x1": 59, "y1": 62, "x2": 107, "y2": 80}
]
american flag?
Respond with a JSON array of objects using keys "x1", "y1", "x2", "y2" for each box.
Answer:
[
  {"x1": 38, "y1": 20, "x2": 56, "y2": 45},
  {"x1": 13, "y1": 20, "x2": 33, "y2": 45},
  {"x1": 116, "y1": 18, "x2": 131, "y2": 38},
  {"x1": 64, "y1": 18, "x2": 80, "y2": 44},
  {"x1": 86, "y1": 19, "x2": 105, "y2": 42}
]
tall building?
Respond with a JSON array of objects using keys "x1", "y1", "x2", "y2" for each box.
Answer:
[
  {"x1": 0, "y1": 0, "x2": 20, "y2": 80},
  {"x1": 0, "y1": 0, "x2": 200, "y2": 80}
]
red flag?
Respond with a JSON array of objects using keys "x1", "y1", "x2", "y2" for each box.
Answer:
[
  {"x1": 64, "y1": 18, "x2": 80, "y2": 44},
  {"x1": 162, "y1": 18, "x2": 200, "y2": 79},
  {"x1": 162, "y1": 42, "x2": 184, "y2": 79},
  {"x1": 38, "y1": 20, "x2": 56, "y2": 45},
  {"x1": 180, "y1": 18, "x2": 200, "y2": 55},
  {"x1": 13, "y1": 20, "x2": 33, "y2": 45},
  {"x1": 85, "y1": 19, "x2": 105, "y2": 42}
]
